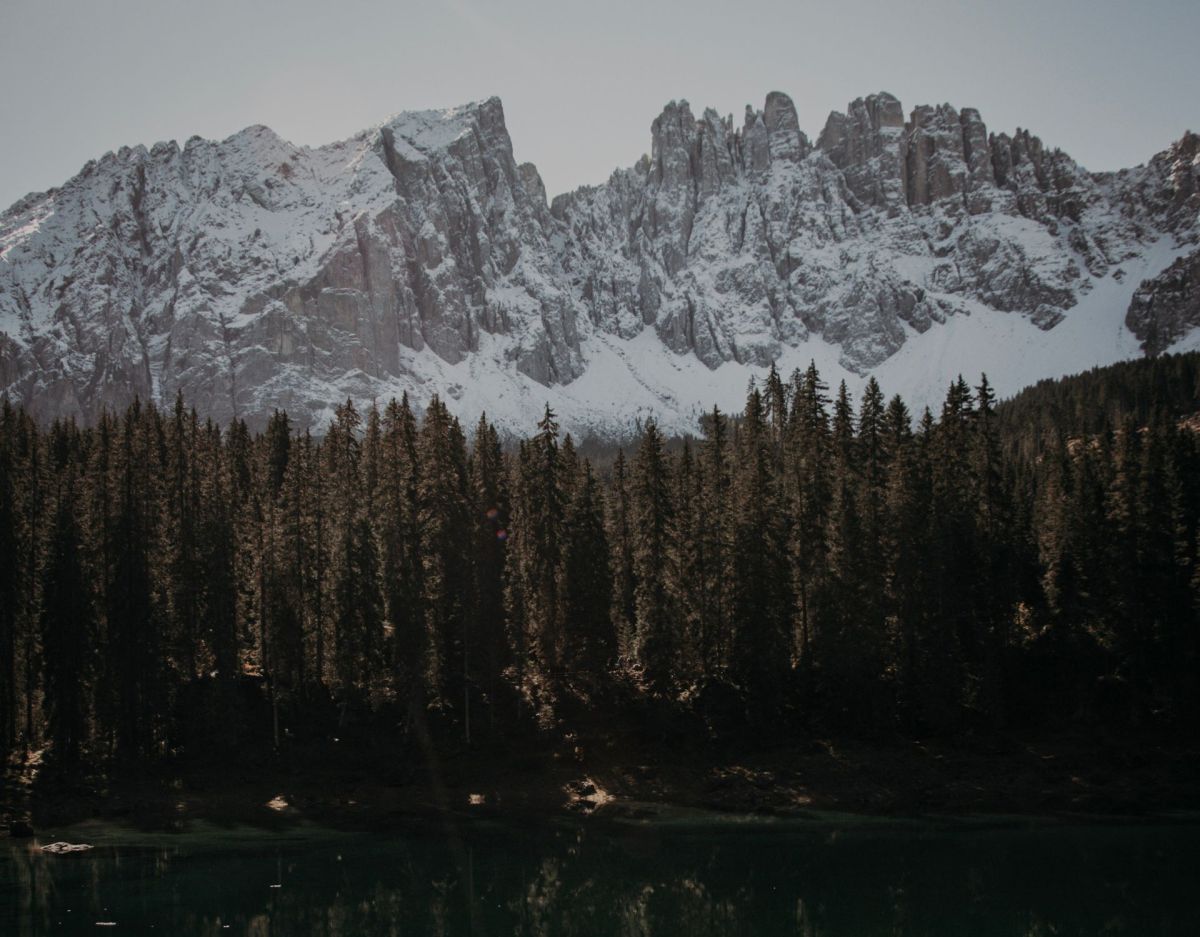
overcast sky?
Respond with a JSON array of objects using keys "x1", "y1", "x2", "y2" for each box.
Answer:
[{"x1": 1, "y1": 0, "x2": 1197, "y2": 211}]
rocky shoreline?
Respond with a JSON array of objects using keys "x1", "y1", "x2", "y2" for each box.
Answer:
[{"x1": 6, "y1": 733, "x2": 1197, "y2": 837}]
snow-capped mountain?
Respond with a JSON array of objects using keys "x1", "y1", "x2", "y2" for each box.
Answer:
[{"x1": 1, "y1": 93, "x2": 1197, "y2": 436}]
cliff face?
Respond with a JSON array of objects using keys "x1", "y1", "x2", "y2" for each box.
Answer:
[
  {"x1": 555, "y1": 93, "x2": 1197, "y2": 381},
  {"x1": 0, "y1": 99, "x2": 584, "y2": 428},
  {"x1": 1, "y1": 93, "x2": 1196, "y2": 435}
]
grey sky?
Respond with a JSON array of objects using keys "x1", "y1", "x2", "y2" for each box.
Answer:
[{"x1": 1, "y1": 0, "x2": 1197, "y2": 212}]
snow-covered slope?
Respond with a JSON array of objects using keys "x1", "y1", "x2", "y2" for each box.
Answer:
[{"x1": 1, "y1": 93, "x2": 1197, "y2": 436}]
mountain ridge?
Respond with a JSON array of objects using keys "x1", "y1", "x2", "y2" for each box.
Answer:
[{"x1": 2, "y1": 91, "x2": 1197, "y2": 435}]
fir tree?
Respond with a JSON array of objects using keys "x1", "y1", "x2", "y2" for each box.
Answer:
[
  {"x1": 729, "y1": 389, "x2": 790, "y2": 706},
  {"x1": 699, "y1": 407, "x2": 732, "y2": 674},
  {"x1": 197, "y1": 420, "x2": 238, "y2": 684},
  {"x1": 166, "y1": 394, "x2": 203, "y2": 681},
  {"x1": 381, "y1": 396, "x2": 424, "y2": 707},
  {"x1": 607, "y1": 449, "x2": 637, "y2": 661},
  {"x1": 469, "y1": 414, "x2": 510, "y2": 728},
  {"x1": 107, "y1": 402, "x2": 164, "y2": 760},
  {"x1": 560, "y1": 462, "x2": 615, "y2": 680},
  {"x1": 786, "y1": 364, "x2": 832, "y2": 680},
  {"x1": 416, "y1": 398, "x2": 472, "y2": 714},
  {"x1": 0, "y1": 402, "x2": 20, "y2": 756},
  {"x1": 506, "y1": 406, "x2": 565, "y2": 696},
  {"x1": 631, "y1": 420, "x2": 677, "y2": 691},
  {"x1": 40, "y1": 437, "x2": 94, "y2": 763}
]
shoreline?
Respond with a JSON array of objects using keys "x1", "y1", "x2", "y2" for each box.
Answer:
[{"x1": 7, "y1": 733, "x2": 1198, "y2": 838}]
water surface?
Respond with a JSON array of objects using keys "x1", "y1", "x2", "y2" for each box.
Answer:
[{"x1": 3, "y1": 814, "x2": 1197, "y2": 935}]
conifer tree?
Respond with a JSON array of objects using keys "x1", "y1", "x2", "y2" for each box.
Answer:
[
  {"x1": 0, "y1": 402, "x2": 20, "y2": 757},
  {"x1": 729, "y1": 390, "x2": 790, "y2": 706},
  {"x1": 857, "y1": 378, "x2": 887, "y2": 539},
  {"x1": 40, "y1": 435, "x2": 94, "y2": 764},
  {"x1": 1132, "y1": 414, "x2": 1185, "y2": 717},
  {"x1": 17, "y1": 413, "x2": 44, "y2": 747},
  {"x1": 416, "y1": 398, "x2": 472, "y2": 714},
  {"x1": 607, "y1": 449, "x2": 637, "y2": 661},
  {"x1": 265, "y1": 419, "x2": 309, "y2": 703},
  {"x1": 881, "y1": 394, "x2": 930, "y2": 726},
  {"x1": 107, "y1": 402, "x2": 163, "y2": 759},
  {"x1": 331, "y1": 512, "x2": 384, "y2": 702},
  {"x1": 469, "y1": 414, "x2": 510, "y2": 725},
  {"x1": 671, "y1": 440, "x2": 707, "y2": 681},
  {"x1": 699, "y1": 407, "x2": 732, "y2": 673},
  {"x1": 809, "y1": 380, "x2": 882, "y2": 727},
  {"x1": 307, "y1": 434, "x2": 331, "y2": 689},
  {"x1": 969, "y1": 374, "x2": 1013, "y2": 723},
  {"x1": 856, "y1": 377, "x2": 889, "y2": 670},
  {"x1": 764, "y1": 363, "x2": 788, "y2": 465},
  {"x1": 381, "y1": 397, "x2": 424, "y2": 707},
  {"x1": 786, "y1": 364, "x2": 832, "y2": 678},
  {"x1": 506, "y1": 406, "x2": 565, "y2": 694},
  {"x1": 197, "y1": 420, "x2": 238, "y2": 685},
  {"x1": 264, "y1": 406, "x2": 291, "y2": 497},
  {"x1": 325, "y1": 401, "x2": 384, "y2": 706},
  {"x1": 560, "y1": 462, "x2": 615, "y2": 680},
  {"x1": 631, "y1": 420, "x2": 677, "y2": 691},
  {"x1": 559, "y1": 433, "x2": 580, "y2": 506},
  {"x1": 225, "y1": 417, "x2": 259, "y2": 709},
  {"x1": 925, "y1": 379, "x2": 979, "y2": 724},
  {"x1": 166, "y1": 394, "x2": 203, "y2": 681}
]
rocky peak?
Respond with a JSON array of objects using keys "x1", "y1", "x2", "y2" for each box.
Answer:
[
  {"x1": 646, "y1": 100, "x2": 700, "y2": 276},
  {"x1": 2, "y1": 91, "x2": 1196, "y2": 438},
  {"x1": 817, "y1": 92, "x2": 908, "y2": 211},
  {"x1": 742, "y1": 105, "x2": 770, "y2": 173},
  {"x1": 649, "y1": 100, "x2": 699, "y2": 188},
  {"x1": 762, "y1": 91, "x2": 810, "y2": 163},
  {"x1": 904, "y1": 103, "x2": 969, "y2": 207},
  {"x1": 1153, "y1": 130, "x2": 1200, "y2": 234},
  {"x1": 648, "y1": 92, "x2": 813, "y2": 196},
  {"x1": 695, "y1": 109, "x2": 737, "y2": 200}
]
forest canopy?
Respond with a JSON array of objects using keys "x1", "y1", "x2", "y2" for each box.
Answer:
[{"x1": 2, "y1": 353, "x2": 1199, "y2": 771}]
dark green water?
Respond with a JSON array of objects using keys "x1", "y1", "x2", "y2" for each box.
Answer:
[{"x1": 2, "y1": 815, "x2": 1198, "y2": 935}]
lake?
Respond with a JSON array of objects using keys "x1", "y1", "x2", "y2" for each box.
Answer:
[{"x1": 3, "y1": 814, "x2": 1197, "y2": 935}]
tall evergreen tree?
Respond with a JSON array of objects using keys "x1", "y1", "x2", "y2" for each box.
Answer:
[
  {"x1": 197, "y1": 420, "x2": 238, "y2": 685},
  {"x1": 506, "y1": 406, "x2": 565, "y2": 699},
  {"x1": 699, "y1": 407, "x2": 732, "y2": 674},
  {"x1": 560, "y1": 462, "x2": 615, "y2": 681},
  {"x1": 469, "y1": 414, "x2": 510, "y2": 727},
  {"x1": 166, "y1": 394, "x2": 203, "y2": 681},
  {"x1": 40, "y1": 430, "x2": 94, "y2": 763},
  {"x1": 0, "y1": 402, "x2": 20, "y2": 757},
  {"x1": 607, "y1": 449, "x2": 637, "y2": 662},
  {"x1": 786, "y1": 364, "x2": 832, "y2": 679},
  {"x1": 631, "y1": 420, "x2": 677, "y2": 691},
  {"x1": 880, "y1": 394, "x2": 930, "y2": 727},
  {"x1": 416, "y1": 398, "x2": 472, "y2": 715},
  {"x1": 381, "y1": 396, "x2": 424, "y2": 707},
  {"x1": 107, "y1": 402, "x2": 163, "y2": 760},
  {"x1": 326, "y1": 400, "x2": 383, "y2": 705},
  {"x1": 729, "y1": 390, "x2": 790, "y2": 707},
  {"x1": 671, "y1": 440, "x2": 707, "y2": 682}
]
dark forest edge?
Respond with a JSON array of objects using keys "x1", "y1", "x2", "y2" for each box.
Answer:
[{"x1": 2, "y1": 354, "x2": 1200, "y2": 831}]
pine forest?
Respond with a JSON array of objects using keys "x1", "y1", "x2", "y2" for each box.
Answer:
[{"x1": 2, "y1": 354, "x2": 1199, "y2": 783}]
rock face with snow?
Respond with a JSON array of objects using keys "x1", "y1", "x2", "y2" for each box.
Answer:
[
  {"x1": 0, "y1": 99, "x2": 585, "y2": 428},
  {"x1": 1, "y1": 93, "x2": 1197, "y2": 436},
  {"x1": 1128, "y1": 249, "x2": 1200, "y2": 354}
]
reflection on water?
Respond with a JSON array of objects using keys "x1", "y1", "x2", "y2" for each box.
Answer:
[{"x1": 2, "y1": 817, "x2": 1197, "y2": 935}]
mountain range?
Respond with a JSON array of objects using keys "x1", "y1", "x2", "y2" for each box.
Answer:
[{"x1": 1, "y1": 91, "x2": 1197, "y2": 435}]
